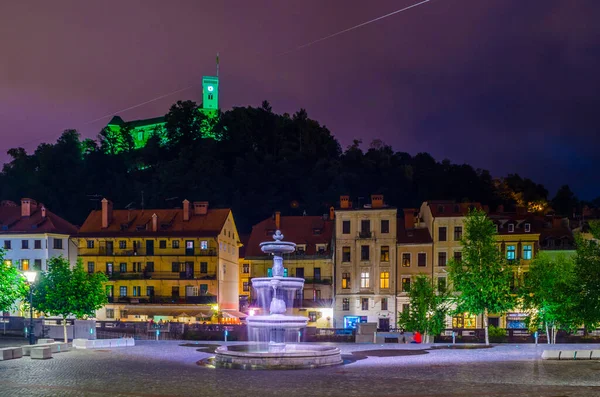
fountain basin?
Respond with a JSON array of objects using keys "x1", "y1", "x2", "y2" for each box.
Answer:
[{"x1": 214, "y1": 344, "x2": 343, "y2": 370}]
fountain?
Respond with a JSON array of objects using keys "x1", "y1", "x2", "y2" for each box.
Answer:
[{"x1": 214, "y1": 230, "x2": 342, "y2": 369}]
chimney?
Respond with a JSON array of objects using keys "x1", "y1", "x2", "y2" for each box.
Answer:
[
  {"x1": 371, "y1": 194, "x2": 384, "y2": 209},
  {"x1": 329, "y1": 206, "x2": 335, "y2": 220},
  {"x1": 41, "y1": 206, "x2": 47, "y2": 218},
  {"x1": 152, "y1": 213, "x2": 158, "y2": 232},
  {"x1": 20, "y1": 198, "x2": 37, "y2": 217},
  {"x1": 101, "y1": 198, "x2": 113, "y2": 229},
  {"x1": 193, "y1": 201, "x2": 209, "y2": 215},
  {"x1": 275, "y1": 211, "x2": 281, "y2": 229},
  {"x1": 183, "y1": 199, "x2": 191, "y2": 221},
  {"x1": 340, "y1": 195, "x2": 350, "y2": 209},
  {"x1": 403, "y1": 208, "x2": 415, "y2": 230}
]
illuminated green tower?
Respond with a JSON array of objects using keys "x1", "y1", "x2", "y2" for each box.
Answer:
[{"x1": 201, "y1": 76, "x2": 219, "y2": 113}]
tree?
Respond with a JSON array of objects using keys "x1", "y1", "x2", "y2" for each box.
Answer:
[
  {"x1": 572, "y1": 220, "x2": 600, "y2": 330},
  {"x1": 448, "y1": 208, "x2": 515, "y2": 345},
  {"x1": 33, "y1": 257, "x2": 108, "y2": 342},
  {"x1": 0, "y1": 250, "x2": 28, "y2": 313},
  {"x1": 397, "y1": 275, "x2": 449, "y2": 343},
  {"x1": 551, "y1": 185, "x2": 579, "y2": 216},
  {"x1": 520, "y1": 253, "x2": 579, "y2": 343}
]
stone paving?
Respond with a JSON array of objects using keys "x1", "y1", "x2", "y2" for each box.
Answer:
[{"x1": 1, "y1": 339, "x2": 600, "y2": 397}]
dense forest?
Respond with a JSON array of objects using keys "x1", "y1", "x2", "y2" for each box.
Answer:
[{"x1": 0, "y1": 100, "x2": 594, "y2": 232}]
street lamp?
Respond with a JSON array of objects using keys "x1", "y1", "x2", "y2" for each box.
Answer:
[{"x1": 23, "y1": 271, "x2": 37, "y2": 345}]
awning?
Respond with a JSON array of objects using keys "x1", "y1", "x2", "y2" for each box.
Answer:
[
  {"x1": 124, "y1": 307, "x2": 212, "y2": 318},
  {"x1": 221, "y1": 310, "x2": 248, "y2": 319}
]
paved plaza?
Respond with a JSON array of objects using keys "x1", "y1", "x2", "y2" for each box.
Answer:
[{"x1": 1, "y1": 339, "x2": 600, "y2": 397}]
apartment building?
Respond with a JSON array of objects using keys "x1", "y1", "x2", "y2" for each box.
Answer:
[{"x1": 334, "y1": 195, "x2": 397, "y2": 331}]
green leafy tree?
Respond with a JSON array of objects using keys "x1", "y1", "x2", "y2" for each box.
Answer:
[
  {"x1": 448, "y1": 208, "x2": 515, "y2": 345},
  {"x1": 33, "y1": 257, "x2": 108, "y2": 341},
  {"x1": 520, "y1": 253, "x2": 579, "y2": 343},
  {"x1": 397, "y1": 275, "x2": 450, "y2": 343},
  {"x1": 0, "y1": 250, "x2": 28, "y2": 313},
  {"x1": 573, "y1": 220, "x2": 600, "y2": 330}
]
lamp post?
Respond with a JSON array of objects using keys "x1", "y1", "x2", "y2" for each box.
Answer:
[{"x1": 23, "y1": 271, "x2": 37, "y2": 345}]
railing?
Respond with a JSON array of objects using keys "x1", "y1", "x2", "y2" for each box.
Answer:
[
  {"x1": 303, "y1": 277, "x2": 333, "y2": 285},
  {"x1": 80, "y1": 248, "x2": 218, "y2": 257},
  {"x1": 106, "y1": 295, "x2": 218, "y2": 305},
  {"x1": 106, "y1": 271, "x2": 217, "y2": 281},
  {"x1": 358, "y1": 231, "x2": 373, "y2": 239}
]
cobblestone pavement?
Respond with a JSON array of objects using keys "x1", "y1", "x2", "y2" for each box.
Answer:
[{"x1": 1, "y1": 340, "x2": 600, "y2": 397}]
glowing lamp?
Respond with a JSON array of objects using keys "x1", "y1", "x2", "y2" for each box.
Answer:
[{"x1": 24, "y1": 271, "x2": 37, "y2": 284}]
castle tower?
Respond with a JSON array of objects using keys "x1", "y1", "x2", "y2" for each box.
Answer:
[{"x1": 202, "y1": 76, "x2": 219, "y2": 111}]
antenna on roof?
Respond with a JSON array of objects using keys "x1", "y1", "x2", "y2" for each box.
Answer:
[{"x1": 125, "y1": 202, "x2": 135, "y2": 209}]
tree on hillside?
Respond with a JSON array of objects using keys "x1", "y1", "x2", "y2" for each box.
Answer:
[
  {"x1": 520, "y1": 253, "x2": 579, "y2": 343},
  {"x1": 164, "y1": 100, "x2": 207, "y2": 147},
  {"x1": 551, "y1": 185, "x2": 579, "y2": 216},
  {"x1": 0, "y1": 250, "x2": 28, "y2": 313},
  {"x1": 33, "y1": 257, "x2": 108, "y2": 342},
  {"x1": 573, "y1": 220, "x2": 600, "y2": 331},
  {"x1": 397, "y1": 275, "x2": 450, "y2": 343},
  {"x1": 448, "y1": 208, "x2": 515, "y2": 345}
]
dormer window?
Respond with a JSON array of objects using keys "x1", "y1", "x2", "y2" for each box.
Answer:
[
  {"x1": 316, "y1": 244, "x2": 327, "y2": 254},
  {"x1": 508, "y1": 224, "x2": 514, "y2": 233},
  {"x1": 313, "y1": 228, "x2": 322, "y2": 235},
  {"x1": 438, "y1": 205, "x2": 445, "y2": 214},
  {"x1": 297, "y1": 245, "x2": 306, "y2": 255},
  {"x1": 524, "y1": 223, "x2": 531, "y2": 232}
]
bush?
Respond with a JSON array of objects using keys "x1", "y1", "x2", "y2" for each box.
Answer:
[{"x1": 488, "y1": 325, "x2": 506, "y2": 338}]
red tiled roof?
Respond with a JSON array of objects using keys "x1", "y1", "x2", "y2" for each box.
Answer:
[
  {"x1": 0, "y1": 204, "x2": 78, "y2": 235},
  {"x1": 78, "y1": 208, "x2": 230, "y2": 237},
  {"x1": 396, "y1": 219, "x2": 432, "y2": 244},
  {"x1": 245, "y1": 216, "x2": 333, "y2": 257},
  {"x1": 427, "y1": 201, "x2": 483, "y2": 217},
  {"x1": 488, "y1": 213, "x2": 540, "y2": 235}
]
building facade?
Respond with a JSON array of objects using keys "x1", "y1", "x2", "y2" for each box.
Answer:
[
  {"x1": 334, "y1": 195, "x2": 397, "y2": 331},
  {"x1": 246, "y1": 212, "x2": 335, "y2": 327},
  {"x1": 78, "y1": 199, "x2": 241, "y2": 323}
]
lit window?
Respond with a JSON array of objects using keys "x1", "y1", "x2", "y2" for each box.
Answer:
[
  {"x1": 523, "y1": 245, "x2": 532, "y2": 260},
  {"x1": 342, "y1": 273, "x2": 351, "y2": 289},
  {"x1": 21, "y1": 259, "x2": 29, "y2": 271},
  {"x1": 360, "y1": 271, "x2": 370, "y2": 288},
  {"x1": 380, "y1": 271, "x2": 390, "y2": 289},
  {"x1": 119, "y1": 286, "x2": 127, "y2": 297},
  {"x1": 402, "y1": 277, "x2": 411, "y2": 292},
  {"x1": 402, "y1": 253, "x2": 411, "y2": 267},
  {"x1": 380, "y1": 246, "x2": 390, "y2": 262},
  {"x1": 201, "y1": 241, "x2": 208, "y2": 250},
  {"x1": 507, "y1": 245, "x2": 516, "y2": 260},
  {"x1": 342, "y1": 247, "x2": 351, "y2": 262}
]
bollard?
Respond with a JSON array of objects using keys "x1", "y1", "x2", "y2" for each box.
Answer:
[
  {"x1": 224, "y1": 330, "x2": 228, "y2": 342},
  {"x1": 452, "y1": 331, "x2": 456, "y2": 345},
  {"x1": 298, "y1": 331, "x2": 301, "y2": 343},
  {"x1": 155, "y1": 329, "x2": 160, "y2": 341},
  {"x1": 534, "y1": 331, "x2": 538, "y2": 346}
]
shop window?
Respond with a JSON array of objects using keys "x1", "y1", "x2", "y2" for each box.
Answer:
[{"x1": 452, "y1": 313, "x2": 476, "y2": 329}]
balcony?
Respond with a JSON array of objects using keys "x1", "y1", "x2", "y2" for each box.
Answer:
[
  {"x1": 106, "y1": 271, "x2": 217, "y2": 281},
  {"x1": 303, "y1": 277, "x2": 333, "y2": 285},
  {"x1": 107, "y1": 295, "x2": 217, "y2": 305},
  {"x1": 81, "y1": 248, "x2": 218, "y2": 257},
  {"x1": 358, "y1": 231, "x2": 373, "y2": 239}
]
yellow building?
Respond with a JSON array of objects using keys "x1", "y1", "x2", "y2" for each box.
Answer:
[
  {"x1": 78, "y1": 199, "x2": 243, "y2": 323},
  {"x1": 246, "y1": 212, "x2": 334, "y2": 328},
  {"x1": 238, "y1": 234, "x2": 251, "y2": 312}
]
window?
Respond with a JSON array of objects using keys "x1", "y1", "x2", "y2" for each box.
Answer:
[
  {"x1": 360, "y1": 245, "x2": 369, "y2": 261},
  {"x1": 418, "y1": 253, "x2": 427, "y2": 267},
  {"x1": 144, "y1": 262, "x2": 154, "y2": 272},
  {"x1": 242, "y1": 263, "x2": 249, "y2": 274},
  {"x1": 342, "y1": 220, "x2": 351, "y2": 234},
  {"x1": 3, "y1": 240, "x2": 10, "y2": 249},
  {"x1": 438, "y1": 227, "x2": 447, "y2": 241},
  {"x1": 342, "y1": 273, "x2": 351, "y2": 289},
  {"x1": 308, "y1": 311, "x2": 318, "y2": 322},
  {"x1": 172, "y1": 240, "x2": 180, "y2": 249},
  {"x1": 201, "y1": 240, "x2": 208, "y2": 250},
  {"x1": 508, "y1": 224, "x2": 515, "y2": 233},
  {"x1": 106, "y1": 309, "x2": 115, "y2": 319},
  {"x1": 106, "y1": 285, "x2": 113, "y2": 297},
  {"x1": 523, "y1": 244, "x2": 533, "y2": 260},
  {"x1": 361, "y1": 220, "x2": 371, "y2": 234},
  {"x1": 34, "y1": 259, "x2": 42, "y2": 270},
  {"x1": 172, "y1": 262, "x2": 180, "y2": 272},
  {"x1": 342, "y1": 247, "x2": 351, "y2": 262},
  {"x1": 297, "y1": 245, "x2": 306, "y2": 255},
  {"x1": 119, "y1": 263, "x2": 127, "y2": 273},
  {"x1": 106, "y1": 263, "x2": 113, "y2": 275},
  {"x1": 402, "y1": 277, "x2": 411, "y2": 292},
  {"x1": 172, "y1": 286, "x2": 180, "y2": 297},
  {"x1": 21, "y1": 259, "x2": 29, "y2": 271},
  {"x1": 360, "y1": 270, "x2": 370, "y2": 288},
  {"x1": 243, "y1": 281, "x2": 249, "y2": 292},
  {"x1": 88, "y1": 262, "x2": 95, "y2": 274},
  {"x1": 132, "y1": 286, "x2": 141, "y2": 297},
  {"x1": 53, "y1": 238, "x2": 63, "y2": 249},
  {"x1": 380, "y1": 246, "x2": 390, "y2": 262},
  {"x1": 381, "y1": 220, "x2": 389, "y2": 234},
  {"x1": 342, "y1": 298, "x2": 350, "y2": 311},
  {"x1": 132, "y1": 262, "x2": 142, "y2": 272},
  {"x1": 454, "y1": 226, "x2": 462, "y2": 241},
  {"x1": 200, "y1": 262, "x2": 208, "y2": 273},
  {"x1": 524, "y1": 223, "x2": 531, "y2": 232},
  {"x1": 34, "y1": 240, "x2": 41, "y2": 249},
  {"x1": 119, "y1": 286, "x2": 127, "y2": 297},
  {"x1": 361, "y1": 298, "x2": 369, "y2": 311},
  {"x1": 402, "y1": 253, "x2": 411, "y2": 267},
  {"x1": 314, "y1": 267, "x2": 321, "y2": 280},
  {"x1": 119, "y1": 240, "x2": 126, "y2": 249},
  {"x1": 159, "y1": 240, "x2": 167, "y2": 249},
  {"x1": 507, "y1": 245, "x2": 516, "y2": 260},
  {"x1": 380, "y1": 271, "x2": 390, "y2": 289},
  {"x1": 381, "y1": 298, "x2": 388, "y2": 311},
  {"x1": 438, "y1": 252, "x2": 447, "y2": 267},
  {"x1": 438, "y1": 277, "x2": 447, "y2": 293},
  {"x1": 146, "y1": 286, "x2": 154, "y2": 296},
  {"x1": 454, "y1": 251, "x2": 462, "y2": 263},
  {"x1": 22, "y1": 240, "x2": 29, "y2": 249}
]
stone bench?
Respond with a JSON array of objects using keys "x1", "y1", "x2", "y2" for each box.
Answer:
[
  {"x1": 37, "y1": 338, "x2": 55, "y2": 344},
  {"x1": 31, "y1": 346, "x2": 52, "y2": 360},
  {"x1": 73, "y1": 338, "x2": 134, "y2": 349},
  {"x1": 0, "y1": 347, "x2": 22, "y2": 360},
  {"x1": 542, "y1": 349, "x2": 599, "y2": 360}
]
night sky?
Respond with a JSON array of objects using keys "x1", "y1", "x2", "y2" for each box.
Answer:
[{"x1": 1, "y1": 0, "x2": 599, "y2": 199}]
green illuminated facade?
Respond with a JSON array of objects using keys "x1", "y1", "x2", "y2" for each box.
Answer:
[{"x1": 106, "y1": 75, "x2": 220, "y2": 149}]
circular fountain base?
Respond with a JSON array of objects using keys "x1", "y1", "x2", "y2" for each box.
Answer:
[{"x1": 214, "y1": 344, "x2": 343, "y2": 370}]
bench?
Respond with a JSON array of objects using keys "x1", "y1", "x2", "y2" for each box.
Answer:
[
  {"x1": 31, "y1": 347, "x2": 52, "y2": 360},
  {"x1": 0, "y1": 347, "x2": 20, "y2": 361},
  {"x1": 542, "y1": 349, "x2": 599, "y2": 360},
  {"x1": 37, "y1": 338, "x2": 55, "y2": 344},
  {"x1": 73, "y1": 338, "x2": 135, "y2": 349}
]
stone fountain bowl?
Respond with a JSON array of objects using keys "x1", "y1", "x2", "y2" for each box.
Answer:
[
  {"x1": 259, "y1": 240, "x2": 296, "y2": 254},
  {"x1": 214, "y1": 343, "x2": 343, "y2": 370},
  {"x1": 251, "y1": 277, "x2": 305, "y2": 290}
]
